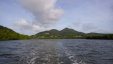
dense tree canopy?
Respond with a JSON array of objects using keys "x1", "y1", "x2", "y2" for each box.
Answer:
[{"x1": 0, "y1": 25, "x2": 30, "y2": 40}]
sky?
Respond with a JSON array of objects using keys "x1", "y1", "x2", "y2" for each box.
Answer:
[{"x1": 0, "y1": 0, "x2": 113, "y2": 35}]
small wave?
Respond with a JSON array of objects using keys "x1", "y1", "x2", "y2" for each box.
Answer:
[{"x1": 58, "y1": 42, "x2": 87, "y2": 64}]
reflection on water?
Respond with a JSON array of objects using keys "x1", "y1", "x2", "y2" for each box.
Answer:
[{"x1": 0, "y1": 39, "x2": 113, "y2": 64}]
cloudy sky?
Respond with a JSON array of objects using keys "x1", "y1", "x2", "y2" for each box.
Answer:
[{"x1": 0, "y1": 0, "x2": 113, "y2": 35}]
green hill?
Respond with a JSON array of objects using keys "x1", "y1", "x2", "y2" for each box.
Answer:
[
  {"x1": 0, "y1": 25, "x2": 29, "y2": 40},
  {"x1": 33, "y1": 28, "x2": 85, "y2": 39},
  {"x1": 59, "y1": 28, "x2": 84, "y2": 38},
  {"x1": 33, "y1": 28, "x2": 113, "y2": 39},
  {"x1": 33, "y1": 29, "x2": 60, "y2": 39},
  {"x1": 85, "y1": 33, "x2": 113, "y2": 39}
]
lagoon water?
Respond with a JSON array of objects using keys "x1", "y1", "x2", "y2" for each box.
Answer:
[{"x1": 0, "y1": 39, "x2": 113, "y2": 64}]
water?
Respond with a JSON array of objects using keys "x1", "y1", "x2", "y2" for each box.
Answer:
[{"x1": 0, "y1": 39, "x2": 113, "y2": 64}]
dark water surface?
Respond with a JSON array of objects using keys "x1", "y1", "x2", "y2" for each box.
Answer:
[{"x1": 0, "y1": 39, "x2": 113, "y2": 64}]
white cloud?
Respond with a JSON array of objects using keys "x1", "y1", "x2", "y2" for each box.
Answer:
[
  {"x1": 14, "y1": 0, "x2": 64, "y2": 34},
  {"x1": 20, "y1": 0, "x2": 64, "y2": 25},
  {"x1": 15, "y1": 19, "x2": 51, "y2": 35}
]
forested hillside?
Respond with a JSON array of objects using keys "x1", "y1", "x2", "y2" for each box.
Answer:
[
  {"x1": 0, "y1": 25, "x2": 30, "y2": 40},
  {"x1": 32, "y1": 28, "x2": 85, "y2": 39},
  {"x1": 33, "y1": 28, "x2": 113, "y2": 39}
]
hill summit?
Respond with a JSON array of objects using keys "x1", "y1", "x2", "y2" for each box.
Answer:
[{"x1": 33, "y1": 28, "x2": 85, "y2": 39}]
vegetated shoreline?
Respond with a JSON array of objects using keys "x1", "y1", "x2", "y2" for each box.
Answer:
[
  {"x1": 0, "y1": 25, "x2": 113, "y2": 41},
  {"x1": 0, "y1": 38, "x2": 113, "y2": 41}
]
